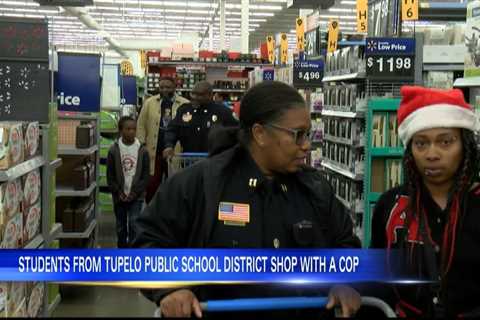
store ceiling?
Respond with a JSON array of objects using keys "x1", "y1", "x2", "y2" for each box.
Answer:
[{"x1": 0, "y1": 0, "x2": 452, "y2": 54}]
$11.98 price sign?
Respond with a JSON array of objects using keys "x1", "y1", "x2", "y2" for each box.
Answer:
[
  {"x1": 366, "y1": 38, "x2": 415, "y2": 81},
  {"x1": 293, "y1": 59, "x2": 324, "y2": 88}
]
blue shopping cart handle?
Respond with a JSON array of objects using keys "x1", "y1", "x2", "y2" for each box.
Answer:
[
  {"x1": 176, "y1": 152, "x2": 208, "y2": 157},
  {"x1": 200, "y1": 297, "x2": 328, "y2": 312}
]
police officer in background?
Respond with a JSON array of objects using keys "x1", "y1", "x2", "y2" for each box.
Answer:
[
  {"x1": 162, "y1": 81, "x2": 238, "y2": 158},
  {"x1": 134, "y1": 81, "x2": 361, "y2": 318}
]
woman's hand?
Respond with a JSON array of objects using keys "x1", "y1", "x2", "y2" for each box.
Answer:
[
  {"x1": 326, "y1": 285, "x2": 361, "y2": 317},
  {"x1": 159, "y1": 289, "x2": 202, "y2": 318}
]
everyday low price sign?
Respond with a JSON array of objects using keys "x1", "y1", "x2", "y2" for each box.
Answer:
[
  {"x1": 366, "y1": 37, "x2": 415, "y2": 80},
  {"x1": 293, "y1": 59, "x2": 324, "y2": 87}
]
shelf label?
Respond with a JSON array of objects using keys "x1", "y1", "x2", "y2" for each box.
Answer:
[
  {"x1": 401, "y1": 0, "x2": 419, "y2": 21},
  {"x1": 327, "y1": 20, "x2": 339, "y2": 53},
  {"x1": 293, "y1": 59, "x2": 324, "y2": 87},
  {"x1": 357, "y1": 0, "x2": 368, "y2": 33},
  {"x1": 296, "y1": 17, "x2": 305, "y2": 52},
  {"x1": 366, "y1": 37, "x2": 415, "y2": 80}
]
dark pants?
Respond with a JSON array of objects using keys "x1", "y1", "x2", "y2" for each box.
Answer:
[
  {"x1": 145, "y1": 153, "x2": 168, "y2": 204},
  {"x1": 113, "y1": 199, "x2": 143, "y2": 248}
]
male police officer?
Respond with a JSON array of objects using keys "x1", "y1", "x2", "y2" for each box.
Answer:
[{"x1": 162, "y1": 81, "x2": 238, "y2": 158}]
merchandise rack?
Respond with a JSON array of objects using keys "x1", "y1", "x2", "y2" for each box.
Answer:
[
  {"x1": 363, "y1": 98, "x2": 403, "y2": 247},
  {"x1": 56, "y1": 113, "x2": 100, "y2": 247}
]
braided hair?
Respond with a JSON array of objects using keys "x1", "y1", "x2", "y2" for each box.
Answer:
[{"x1": 402, "y1": 129, "x2": 480, "y2": 276}]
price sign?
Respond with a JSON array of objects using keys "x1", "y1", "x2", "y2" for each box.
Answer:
[
  {"x1": 366, "y1": 37, "x2": 415, "y2": 80},
  {"x1": 293, "y1": 59, "x2": 324, "y2": 87}
]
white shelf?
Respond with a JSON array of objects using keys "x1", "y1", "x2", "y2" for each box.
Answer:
[
  {"x1": 102, "y1": 106, "x2": 121, "y2": 112},
  {"x1": 321, "y1": 110, "x2": 364, "y2": 118},
  {"x1": 454, "y1": 77, "x2": 480, "y2": 88},
  {"x1": 321, "y1": 160, "x2": 363, "y2": 181},
  {"x1": 56, "y1": 182, "x2": 97, "y2": 197},
  {"x1": 58, "y1": 145, "x2": 98, "y2": 156},
  {"x1": 0, "y1": 156, "x2": 45, "y2": 182},
  {"x1": 49, "y1": 223, "x2": 63, "y2": 241},
  {"x1": 58, "y1": 220, "x2": 97, "y2": 239},
  {"x1": 50, "y1": 158, "x2": 62, "y2": 170},
  {"x1": 423, "y1": 64, "x2": 464, "y2": 71},
  {"x1": 149, "y1": 61, "x2": 272, "y2": 68},
  {"x1": 24, "y1": 234, "x2": 44, "y2": 249},
  {"x1": 322, "y1": 72, "x2": 366, "y2": 82}
]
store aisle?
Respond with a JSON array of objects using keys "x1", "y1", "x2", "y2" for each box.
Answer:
[{"x1": 53, "y1": 212, "x2": 157, "y2": 317}]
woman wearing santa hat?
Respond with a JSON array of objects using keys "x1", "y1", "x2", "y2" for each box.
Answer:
[{"x1": 371, "y1": 86, "x2": 480, "y2": 318}]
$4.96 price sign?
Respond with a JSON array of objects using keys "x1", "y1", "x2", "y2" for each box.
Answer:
[
  {"x1": 366, "y1": 38, "x2": 415, "y2": 81},
  {"x1": 293, "y1": 59, "x2": 324, "y2": 88}
]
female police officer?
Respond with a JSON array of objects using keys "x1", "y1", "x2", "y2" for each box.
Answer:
[{"x1": 134, "y1": 81, "x2": 362, "y2": 318}]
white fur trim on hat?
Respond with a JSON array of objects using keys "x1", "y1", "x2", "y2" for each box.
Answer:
[{"x1": 398, "y1": 104, "x2": 480, "y2": 145}]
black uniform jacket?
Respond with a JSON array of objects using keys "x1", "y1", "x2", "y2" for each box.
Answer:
[
  {"x1": 133, "y1": 145, "x2": 360, "y2": 316},
  {"x1": 371, "y1": 184, "x2": 480, "y2": 318},
  {"x1": 164, "y1": 102, "x2": 238, "y2": 153}
]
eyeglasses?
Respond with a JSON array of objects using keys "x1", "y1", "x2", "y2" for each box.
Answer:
[
  {"x1": 411, "y1": 134, "x2": 459, "y2": 152},
  {"x1": 265, "y1": 123, "x2": 313, "y2": 145}
]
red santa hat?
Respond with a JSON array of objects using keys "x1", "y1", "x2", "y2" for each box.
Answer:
[{"x1": 398, "y1": 86, "x2": 480, "y2": 145}]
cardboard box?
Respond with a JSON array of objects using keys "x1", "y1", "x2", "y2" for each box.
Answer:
[
  {"x1": 23, "y1": 201, "x2": 41, "y2": 245},
  {"x1": 22, "y1": 169, "x2": 41, "y2": 209},
  {"x1": 26, "y1": 282, "x2": 44, "y2": 318},
  {"x1": 0, "y1": 123, "x2": 24, "y2": 170},
  {"x1": 0, "y1": 179, "x2": 22, "y2": 219},
  {"x1": 58, "y1": 120, "x2": 80, "y2": 146},
  {"x1": 0, "y1": 283, "x2": 6, "y2": 316},
  {"x1": 1, "y1": 212, "x2": 23, "y2": 249},
  {"x1": 6, "y1": 282, "x2": 25, "y2": 317},
  {"x1": 23, "y1": 122, "x2": 40, "y2": 161}
]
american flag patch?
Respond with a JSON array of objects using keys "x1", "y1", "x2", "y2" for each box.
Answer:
[{"x1": 218, "y1": 202, "x2": 250, "y2": 223}]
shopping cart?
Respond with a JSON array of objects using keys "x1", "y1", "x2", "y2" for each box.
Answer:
[
  {"x1": 167, "y1": 152, "x2": 208, "y2": 176},
  {"x1": 154, "y1": 296, "x2": 396, "y2": 317}
]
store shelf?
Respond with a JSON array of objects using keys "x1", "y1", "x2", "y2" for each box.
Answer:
[
  {"x1": 0, "y1": 156, "x2": 45, "y2": 182},
  {"x1": 102, "y1": 106, "x2": 121, "y2": 112},
  {"x1": 324, "y1": 134, "x2": 365, "y2": 147},
  {"x1": 338, "y1": 40, "x2": 366, "y2": 46},
  {"x1": 100, "y1": 128, "x2": 118, "y2": 134},
  {"x1": 454, "y1": 77, "x2": 480, "y2": 88},
  {"x1": 58, "y1": 220, "x2": 97, "y2": 239},
  {"x1": 322, "y1": 72, "x2": 366, "y2": 82},
  {"x1": 177, "y1": 88, "x2": 246, "y2": 93},
  {"x1": 419, "y1": 2, "x2": 466, "y2": 21},
  {"x1": 321, "y1": 160, "x2": 363, "y2": 181},
  {"x1": 24, "y1": 234, "x2": 44, "y2": 249},
  {"x1": 49, "y1": 223, "x2": 63, "y2": 241},
  {"x1": 423, "y1": 64, "x2": 464, "y2": 71},
  {"x1": 48, "y1": 294, "x2": 61, "y2": 316},
  {"x1": 149, "y1": 61, "x2": 272, "y2": 68},
  {"x1": 321, "y1": 110, "x2": 364, "y2": 118},
  {"x1": 58, "y1": 145, "x2": 98, "y2": 156},
  {"x1": 50, "y1": 158, "x2": 62, "y2": 170},
  {"x1": 370, "y1": 148, "x2": 404, "y2": 157},
  {"x1": 56, "y1": 182, "x2": 97, "y2": 197},
  {"x1": 58, "y1": 113, "x2": 98, "y2": 120}
]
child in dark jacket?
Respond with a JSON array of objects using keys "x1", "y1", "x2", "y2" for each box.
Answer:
[{"x1": 107, "y1": 116, "x2": 150, "y2": 248}]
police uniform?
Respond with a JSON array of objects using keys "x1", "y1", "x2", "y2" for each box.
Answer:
[
  {"x1": 371, "y1": 185, "x2": 480, "y2": 318},
  {"x1": 134, "y1": 145, "x2": 360, "y2": 318},
  {"x1": 164, "y1": 102, "x2": 238, "y2": 153}
]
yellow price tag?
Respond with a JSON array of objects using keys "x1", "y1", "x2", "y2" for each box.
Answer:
[
  {"x1": 327, "y1": 20, "x2": 339, "y2": 53},
  {"x1": 266, "y1": 35, "x2": 275, "y2": 64},
  {"x1": 356, "y1": 0, "x2": 368, "y2": 33},
  {"x1": 280, "y1": 33, "x2": 288, "y2": 64},
  {"x1": 402, "y1": 0, "x2": 419, "y2": 20}
]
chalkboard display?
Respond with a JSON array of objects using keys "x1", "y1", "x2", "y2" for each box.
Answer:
[
  {"x1": 0, "y1": 61, "x2": 50, "y2": 122},
  {"x1": 0, "y1": 18, "x2": 48, "y2": 60}
]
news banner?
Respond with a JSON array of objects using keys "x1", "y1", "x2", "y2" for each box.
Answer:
[{"x1": 0, "y1": 249, "x2": 414, "y2": 285}]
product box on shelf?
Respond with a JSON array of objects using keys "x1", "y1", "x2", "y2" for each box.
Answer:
[
  {"x1": 58, "y1": 120, "x2": 81, "y2": 146},
  {"x1": 11, "y1": 298, "x2": 26, "y2": 317},
  {"x1": 72, "y1": 165, "x2": 89, "y2": 191},
  {"x1": 61, "y1": 197, "x2": 94, "y2": 232},
  {"x1": 76, "y1": 123, "x2": 95, "y2": 149},
  {"x1": 0, "y1": 122, "x2": 24, "y2": 170},
  {"x1": 22, "y1": 169, "x2": 41, "y2": 209},
  {"x1": 0, "y1": 282, "x2": 5, "y2": 317},
  {"x1": 23, "y1": 122, "x2": 40, "y2": 161},
  {"x1": 23, "y1": 201, "x2": 41, "y2": 245},
  {"x1": 0, "y1": 179, "x2": 22, "y2": 219},
  {"x1": 1, "y1": 211, "x2": 23, "y2": 248},
  {"x1": 6, "y1": 282, "x2": 25, "y2": 317},
  {"x1": 26, "y1": 282, "x2": 44, "y2": 318}
]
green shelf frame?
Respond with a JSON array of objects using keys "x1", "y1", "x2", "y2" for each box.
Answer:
[{"x1": 363, "y1": 98, "x2": 404, "y2": 247}]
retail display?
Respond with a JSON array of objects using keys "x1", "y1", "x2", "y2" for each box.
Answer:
[
  {"x1": 26, "y1": 282, "x2": 44, "y2": 318},
  {"x1": 0, "y1": 123, "x2": 24, "y2": 170},
  {"x1": 23, "y1": 200, "x2": 41, "y2": 245},
  {"x1": 76, "y1": 124, "x2": 96, "y2": 149},
  {"x1": 324, "y1": 117, "x2": 365, "y2": 147},
  {"x1": 367, "y1": 0, "x2": 401, "y2": 38},
  {"x1": 424, "y1": 71, "x2": 455, "y2": 89},
  {"x1": 323, "y1": 140, "x2": 365, "y2": 177},
  {"x1": 323, "y1": 84, "x2": 367, "y2": 112},
  {"x1": 22, "y1": 168, "x2": 41, "y2": 208},
  {"x1": 23, "y1": 122, "x2": 40, "y2": 161},
  {"x1": 325, "y1": 46, "x2": 366, "y2": 77}
]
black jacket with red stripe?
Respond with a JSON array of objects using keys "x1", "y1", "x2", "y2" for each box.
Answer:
[{"x1": 371, "y1": 185, "x2": 480, "y2": 317}]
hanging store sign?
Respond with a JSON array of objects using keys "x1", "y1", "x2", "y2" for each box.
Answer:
[
  {"x1": 293, "y1": 59, "x2": 324, "y2": 88},
  {"x1": 327, "y1": 20, "x2": 339, "y2": 53},
  {"x1": 357, "y1": 0, "x2": 368, "y2": 33},
  {"x1": 57, "y1": 53, "x2": 101, "y2": 112},
  {"x1": 280, "y1": 33, "x2": 289, "y2": 64},
  {"x1": 120, "y1": 75, "x2": 137, "y2": 105},
  {"x1": 296, "y1": 18, "x2": 305, "y2": 52},
  {"x1": 401, "y1": 0, "x2": 419, "y2": 21},
  {"x1": 366, "y1": 37, "x2": 415, "y2": 80},
  {"x1": 266, "y1": 35, "x2": 275, "y2": 64}
]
